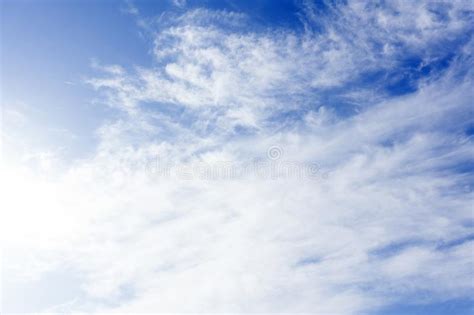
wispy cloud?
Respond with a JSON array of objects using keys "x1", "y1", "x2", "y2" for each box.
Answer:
[
  {"x1": 120, "y1": 0, "x2": 140, "y2": 16},
  {"x1": 2, "y1": 0, "x2": 473, "y2": 313}
]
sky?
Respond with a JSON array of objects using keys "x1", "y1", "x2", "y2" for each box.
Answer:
[{"x1": 1, "y1": 0, "x2": 473, "y2": 314}]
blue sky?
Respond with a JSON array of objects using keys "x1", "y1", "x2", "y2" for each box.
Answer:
[
  {"x1": 2, "y1": 0, "x2": 150, "y2": 160},
  {"x1": 1, "y1": 0, "x2": 473, "y2": 314}
]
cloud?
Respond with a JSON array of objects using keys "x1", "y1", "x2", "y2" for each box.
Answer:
[
  {"x1": 120, "y1": 0, "x2": 139, "y2": 16},
  {"x1": 172, "y1": 0, "x2": 186, "y2": 8},
  {"x1": 89, "y1": 2, "x2": 472, "y2": 130},
  {"x1": 2, "y1": 0, "x2": 473, "y2": 313}
]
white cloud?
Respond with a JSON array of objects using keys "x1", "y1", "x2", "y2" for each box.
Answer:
[
  {"x1": 89, "y1": 2, "x2": 472, "y2": 131},
  {"x1": 121, "y1": 0, "x2": 139, "y2": 16},
  {"x1": 172, "y1": 0, "x2": 186, "y2": 8},
  {"x1": 2, "y1": 0, "x2": 473, "y2": 313}
]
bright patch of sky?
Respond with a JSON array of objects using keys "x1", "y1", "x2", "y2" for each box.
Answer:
[{"x1": 1, "y1": 0, "x2": 473, "y2": 314}]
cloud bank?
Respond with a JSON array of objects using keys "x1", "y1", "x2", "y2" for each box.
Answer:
[{"x1": 2, "y1": 0, "x2": 473, "y2": 313}]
